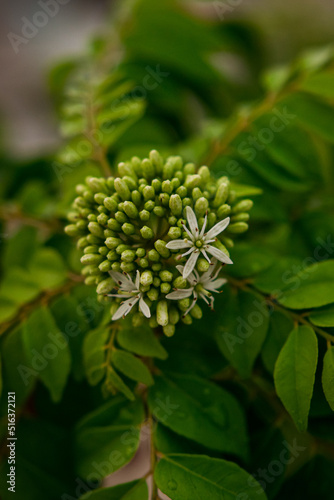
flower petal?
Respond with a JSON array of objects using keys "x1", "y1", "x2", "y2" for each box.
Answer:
[
  {"x1": 206, "y1": 278, "x2": 227, "y2": 291},
  {"x1": 186, "y1": 206, "x2": 199, "y2": 237},
  {"x1": 166, "y1": 288, "x2": 193, "y2": 300},
  {"x1": 166, "y1": 239, "x2": 192, "y2": 250},
  {"x1": 139, "y1": 296, "x2": 151, "y2": 318},
  {"x1": 112, "y1": 296, "x2": 139, "y2": 320},
  {"x1": 135, "y1": 270, "x2": 140, "y2": 290},
  {"x1": 183, "y1": 250, "x2": 200, "y2": 279},
  {"x1": 206, "y1": 245, "x2": 233, "y2": 264},
  {"x1": 205, "y1": 217, "x2": 230, "y2": 240},
  {"x1": 199, "y1": 213, "x2": 208, "y2": 239}
]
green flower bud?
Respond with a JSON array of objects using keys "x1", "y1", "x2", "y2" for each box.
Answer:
[
  {"x1": 106, "y1": 177, "x2": 115, "y2": 190},
  {"x1": 132, "y1": 313, "x2": 144, "y2": 327},
  {"x1": 157, "y1": 300, "x2": 168, "y2": 326},
  {"x1": 149, "y1": 317, "x2": 159, "y2": 328},
  {"x1": 107, "y1": 250, "x2": 118, "y2": 261},
  {"x1": 139, "y1": 258, "x2": 149, "y2": 268},
  {"x1": 116, "y1": 244, "x2": 130, "y2": 255},
  {"x1": 194, "y1": 197, "x2": 209, "y2": 218},
  {"x1": 153, "y1": 206, "x2": 166, "y2": 217},
  {"x1": 140, "y1": 225, "x2": 154, "y2": 239},
  {"x1": 123, "y1": 201, "x2": 139, "y2": 219},
  {"x1": 171, "y1": 177, "x2": 181, "y2": 189},
  {"x1": 94, "y1": 192, "x2": 107, "y2": 204},
  {"x1": 147, "y1": 287, "x2": 159, "y2": 301},
  {"x1": 178, "y1": 298, "x2": 190, "y2": 310},
  {"x1": 75, "y1": 184, "x2": 86, "y2": 195},
  {"x1": 115, "y1": 211, "x2": 128, "y2": 224},
  {"x1": 169, "y1": 194, "x2": 183, "y2": 216},
  {"x1": 82, "y1": 264, "x2": 99, "y2": 276},
  {"x1": 149, "y1": 149, "x2": 163, "y2": 174},
  {"x1": 140, "y1": 270, "x2": 153, "y2": 286},
  {"x1": 77, "y1": 236, "x2": 88, "y2": 249},
  {"x1": 96, "y1": 277, "x2": 115, "y2": 294},
  {"x1": 217, "y1": 204, "x2": 231, "y2": 218},
  {"x1": 213, "y1": 182, "x2": 229, "y2": 208},
  {"x1": 161, "y1": 180, "x2": 173, "y2": 194},
  {"x1": 118, "y1": 161, "x2": 137, "y2": 179},
  {"x1": 139, "y1": 209, "x2": 150, "y2": 221},
  {"x1": 65, "y1": 224, "x2": 80, "y2": 237},
  {"x1": 159, "y1": 270, "x2": 173, "y2": 282},
  {"x1": 191, "y1": 304, "x2": 203, "y2": 319},
  {"x1": 161, "y1": 282, "x2": 171, "y2": 294},
  {"x1": 81, "y1": 254, "x2": 103, "y2": 265},
  {"x1": 143, "y1": 185, "x2": 155, "y2": 200},
  {"x1": 148, "y1": 249, "x2": 160, "y2": 262},
  {"x1": 192, "y1": 187, "x2": 202, "y2": 201},
  {"x1": 76, "y1": 220, "x2": 88, "y2": 231},
  {"x1": 85, "y1": 276, "x2": 98, "y2": 286},
  {"x1": 97, "y1": 213, "x2": 108, "y2": 226},
  {"x1": 152, "y1": 263, "x2": 162, "y2": 272},
  {"x1": 176, "y1": 186, "x2": 187, "y2": 198},
  {"x1": 227, "y1": 222, "x2": 249, "y2": 233},
  {"x1": 108, "y1": 218, "x2": 122, "y2": 231},
  {"x1": 168, "y1": 226, "x2": 182, "y2": 239},
  {"x1": 114, "y1": 177, "x2": 131, "y2": 201},
  {"x1": 87, "y1": 234, "x2": 103, "y2": 245},
  {"x1": 131, "y1": 190, "x2": 141, "y2": 206},
  {"x1": 111, "y1": 262, "x2": 121, "y2": 271},
  {"x1": 163, "y1": 160, "x2": 175, "y2": 180},
  {"x1": 228, "y1": 190, "x2": 236, "y2": 204},
  {"x1": 214, "y1": 239, "x2": 230, "y2": 257},
  {"x1": 121, "y1": 262, "x2": 136, "y2": 273},
  {"x1": 198, "y1": 165, "x2": 210, "y2": 183},
  {"x1": 121, "y1": 250, "x2": 136, "y2": 262},
  {"x1": 197, "y1": 258, "x2": 210, "y2": 272},
  {"x1": 122, "y1": 222, "x2": 135, "y2": 235},
  {"x1": 142, "y1": 158, "x2": 155, "y2": 179},
  {"x1": 221, "y1": 236, "x2": 234, "y2": 248},
  {"x1": 136, "y1": 248, "x2": 146, "y2": 258},
  {"x1": 184, "y1": 163, "x2": 195, "y2": 175},
  {"x1": 173, "y1": 276, "x2": 187, "y2": 289},
  {"x1": 153, "y1": 277, "x2": 161, "y2": 287},
  {"x1": 97, "y1": 205, "x2": 108, "y2": 214},
  {"x1": 168, "y1": 216, "x2": 177, "y2": 226},
  {"x1": 84, "y1": 245, "x2": 99, "y2": 254},
  {"x1": 163, "y1": 324, "x2": 175, "y2": 337},
  {"x1": 184, "y1": 174, "x2": 201, "y2": 189},
  {"x1": 231, "y1": 213, "x2": 250, "y2": 223},
  {"x1": 159, "y1": 193, "x2": 170, "y2": 207},
  {"x1": 154, "y1": 239, "x2": 170, "y2": 259},
  {"x1": 144, "y1": 200, "x2": 155, "y2": 212},
  {"x1": 123, "y1": 176, "x2": 137, "y2": 191},
  {"x1": 152, "y1": 179, "x2": 162, "y2": 192},
  {"x1": 182, "y1": 314, "x2": 193, "y2": 325},
  {"x1": 104, "y1": 197, "x2": 118, "y2": 212},
  {"x1": 104, "y1": 229, "x2": 116, "y2": 239},
  {"x1": 207, "y1": 212, "x2": 217, "y2": 227},
  {"x1": 74, "y1": 196, "x2": 88, "y2": 208},
  {"x1": 106, "y1": 237, "x2": 122, "y2": 249},
  {"x1": 99, "y1": 246, "x2": 109, "y2": 256},
  {"x1": 232, "y1": 199, "x2": 253, "y2": 213},
  {"x1": 169, "y1": 307, "x2": 180, "y2": 325},
  {"x1": 86, "y1": 177, "x2": 107, "y2": 193}
]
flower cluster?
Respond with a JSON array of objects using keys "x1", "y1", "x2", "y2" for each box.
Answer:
[{"x1": 65, "y1": 150, "x2": 252, "y2": 335}]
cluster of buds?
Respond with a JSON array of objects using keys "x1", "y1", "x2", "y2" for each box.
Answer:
[{"x1": 65, "y1": 150, "x2": 252, "y2": 336}]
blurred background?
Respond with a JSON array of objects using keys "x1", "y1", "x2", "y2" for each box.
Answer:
[{"x1": 0, "y1": 0, "x2": 334, "y2": 158}]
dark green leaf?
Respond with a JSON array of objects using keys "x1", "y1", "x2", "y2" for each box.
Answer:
[
  {"x1": 80, "y1": 480, "x2": 148, "y2": 500},
  {"x1": 117, "y1": 324, "x2": 167, "y2": 360},
  {"x1": 322, "y1": 347, "x2": 334, "y2": 411},
  {"x1": 111, "y1": 350, "x2": 153, "y2": 386},
  {"x1": 261, "y1": 310, "x2": 294, "y2": 373},
  {"x1": 274, "y1": 325, "x2": 318, "y2": 431},
  {"x1": 309, "y1": 305, "x2": 334, "y2": 327}
]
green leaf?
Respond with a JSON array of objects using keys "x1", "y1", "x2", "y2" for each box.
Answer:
[
  {"x1": 74, "y1": 398, "x2": 144, "y2": 478},
  {"x1": 28, "y1": 248, "x2": 67, "y2": 289},
  {"x1": 105, "y1": 369, "x2": 135, "y2": 401},
  {"x1": 0, "y1": 296, "x2": 18, "y2": 323},
  {"x1": 215, "y1": 289, "x2": 269, "y2": 378},
  {"x1": 22, "y1": 307, "x2": 71, "y2": 402},
  {"x1": 117, "y1": 324, "x2": 167, "y2": 360},
  {"x1": 261, "y1": 311, "x2": 294, "y2": 374},
  {"x1": 51, "y1": 295, "x2": 90, "y2": 381},
  {"x1": 0, "y1": 268, "x2": 40, "y2": 305},
  {"x1": 228, "y1": 243, "x2": 275, "y2": 278},
  {"x1": 0, "y1": 326, "x2": 36, "y2": 409},
  {"x1": 229, "y1": 182, "x2": 263, "y2": 198},
  {"x1": 300, "y1": 70, "x2": 334, "y2": 100},
  {"x1": 274, "y1": 325, "x2": 318, "y2": 431},
  {"x1": 155, "y1": 454, "x2": 267, "y2": 500},
  {"x1": 83, "y1": 326, "x2": 110, "y2": 386},
  {"x1": 309, "y1": 304, "x2": 334, "y2": 327},
  {"x1": 2, "y1": 226, "x2": 38, "y2": 269},
  {"x1": 322, "y1": 347, "x2": 334, "y2": 411},
  {"x1": 278, "y1": 260, "x2": 334, "y2": 309},
  {"x1": 148, "y1": 374, "x2": 248, "y2": 459},
  {"x1": 111, "y1": 350, "x2": 153, "y2": 386},
  {"x1": 80, "y1": 480, "x2": 148, "y2": 500},
  {"x1": 253, "y1": 257, "x2": 300, "y2": 294}
]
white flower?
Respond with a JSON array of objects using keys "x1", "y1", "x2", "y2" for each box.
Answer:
[
  {"x1": 166, "y1": 260, "x2": 227, "y2": 317},
  {"x1": 165, "y1": 206, "x2": 232, "y2": 279},
  {"x1": 108, "y1": 270, "x2": 151, "y2": 320}
]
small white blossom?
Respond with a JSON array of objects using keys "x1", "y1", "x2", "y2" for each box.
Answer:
[
  {"x1": 109, "y1": 270, "x2": 151, "y2": 320},
  {"x1": 166, "y1": 206, "x2": 232, "y2": 279},
  {"x1": 166, "y1": 260, "x2": 227, "y2": 317}
]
